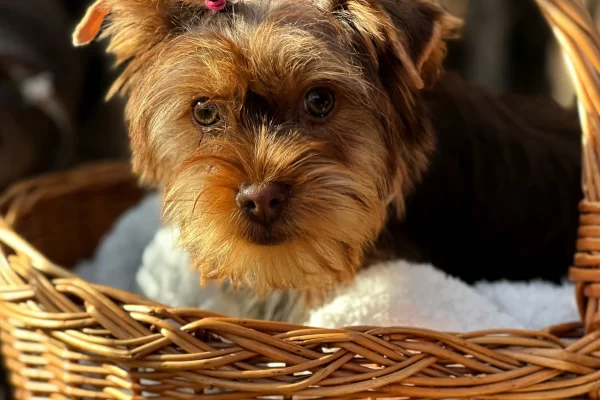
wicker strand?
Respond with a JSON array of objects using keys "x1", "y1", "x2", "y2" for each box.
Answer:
[{"x1": 536, "y1": 0, "x2": 600, "y2": 334}]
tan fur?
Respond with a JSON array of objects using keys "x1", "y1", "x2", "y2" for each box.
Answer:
[{"x1": 74, "y1": 0, "x2": 460, "y2": 294}]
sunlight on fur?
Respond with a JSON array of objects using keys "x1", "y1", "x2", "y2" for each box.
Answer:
[
  {"x1": 73, "y1": 0, "x2": 460, "y2": 295},
  {"x1": 162, "y1": 127, "x2": 387, "y2": 292}
]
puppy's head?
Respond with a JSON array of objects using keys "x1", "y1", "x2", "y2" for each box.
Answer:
[{"x1": 75, "y1": 0, "x2": 460, "y2": 292}]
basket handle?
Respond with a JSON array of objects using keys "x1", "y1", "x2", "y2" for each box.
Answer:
[{"x1": 535, "y1": 0, "x2": 600, "y2": 333}]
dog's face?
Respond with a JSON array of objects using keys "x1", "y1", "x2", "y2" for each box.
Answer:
[{"x1": 75, "y1": 0, "x2": 459, "y2": 292}]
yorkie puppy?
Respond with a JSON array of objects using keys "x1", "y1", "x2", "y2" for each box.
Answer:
[{"x1": 73, "y1": 0, "x2": 582, "y2": 299}]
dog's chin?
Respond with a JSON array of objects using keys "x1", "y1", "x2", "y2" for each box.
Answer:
[
  {"x1": 169, "y1": 208, "x2": 369, "y2": 291},
  {"x1": 243, "y1": 224, "x2": 290, "y2": 246},
  {"x1": 167, "y1": 206, "x2": 381, "y2": 292},
  {"x1": 164, "y1": 187, "x2": 386, "y2": 291}
]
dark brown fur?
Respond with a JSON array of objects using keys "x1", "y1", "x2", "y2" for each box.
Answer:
[
  {"x1": 373, "y1": 71, "x2": 582, "y2": 283},
  {"x1": 74, "y1": 0, "x2": 581, "y2": 295}
]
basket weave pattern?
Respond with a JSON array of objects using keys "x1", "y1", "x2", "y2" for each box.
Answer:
[
  {"x1": 555, "y1": 0, "x2": 600, "y2": 334},
  {"x1": 2, "y1": 1, "x2": 600, "y2": 399}
]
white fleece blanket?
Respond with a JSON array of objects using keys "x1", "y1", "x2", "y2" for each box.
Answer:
[{"x1": 74, "y1": 193, "x2": 580, "y2": 331}]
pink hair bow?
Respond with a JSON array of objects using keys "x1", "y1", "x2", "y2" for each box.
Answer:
[{"x1": 205, "y1": 0, "x2": 226, "y2": 11}]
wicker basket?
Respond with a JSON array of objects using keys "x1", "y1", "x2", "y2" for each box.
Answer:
[{"x1": 2, "y1": 0, "x2": 600, "y2": 399}]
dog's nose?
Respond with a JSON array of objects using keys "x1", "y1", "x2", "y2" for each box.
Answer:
[{"x1": 236, "y1": 182, "x2": 289, "y2": 225}]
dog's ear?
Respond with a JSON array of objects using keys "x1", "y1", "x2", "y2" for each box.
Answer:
[
  {"x1": 72, "y1": 0, "x2": 186, "y2": 51},
  {"x1": 327, "y1": 0, "x2": 461, "y2": 89},
  {"x1": 73, "y1": 0, "x2": 109, "y2": 46},
  {"x1": 73, "y1": 0, "x2": 216, "y2": 98}
]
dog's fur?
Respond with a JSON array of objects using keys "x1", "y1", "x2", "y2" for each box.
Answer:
[
  {"x1": 374, "y1": 72, "x2": 582, "y2": 284},
  {"x1": 74, "y1": 0, "x2": 582, "y2": 296}
]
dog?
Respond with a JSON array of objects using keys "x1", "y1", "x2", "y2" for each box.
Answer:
[{"x1": 73, "y1": 0, "x2": 583, "y2": 299}]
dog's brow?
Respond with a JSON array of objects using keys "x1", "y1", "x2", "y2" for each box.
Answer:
[{"x1": 241, "y1": 90, "x2": 274, "y2": 124}]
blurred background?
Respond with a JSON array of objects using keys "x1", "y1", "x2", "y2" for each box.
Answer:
[
  {"x1": 0, "y1": 0, "x2": 595, "y2": 194},
  {"x1": 440, "y1": 0, "x2": 600, "y2": 105},
  {"x1": 0, "y1": 0, "x2": 129, "y2": 191}
]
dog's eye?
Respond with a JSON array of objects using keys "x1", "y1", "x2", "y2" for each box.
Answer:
[
  {"x1": 305, "y1": 88, "x2": 335, "y2": 118},
  {"x1": 192, "y1": 100, "x2": 220, "y2": 126}
]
